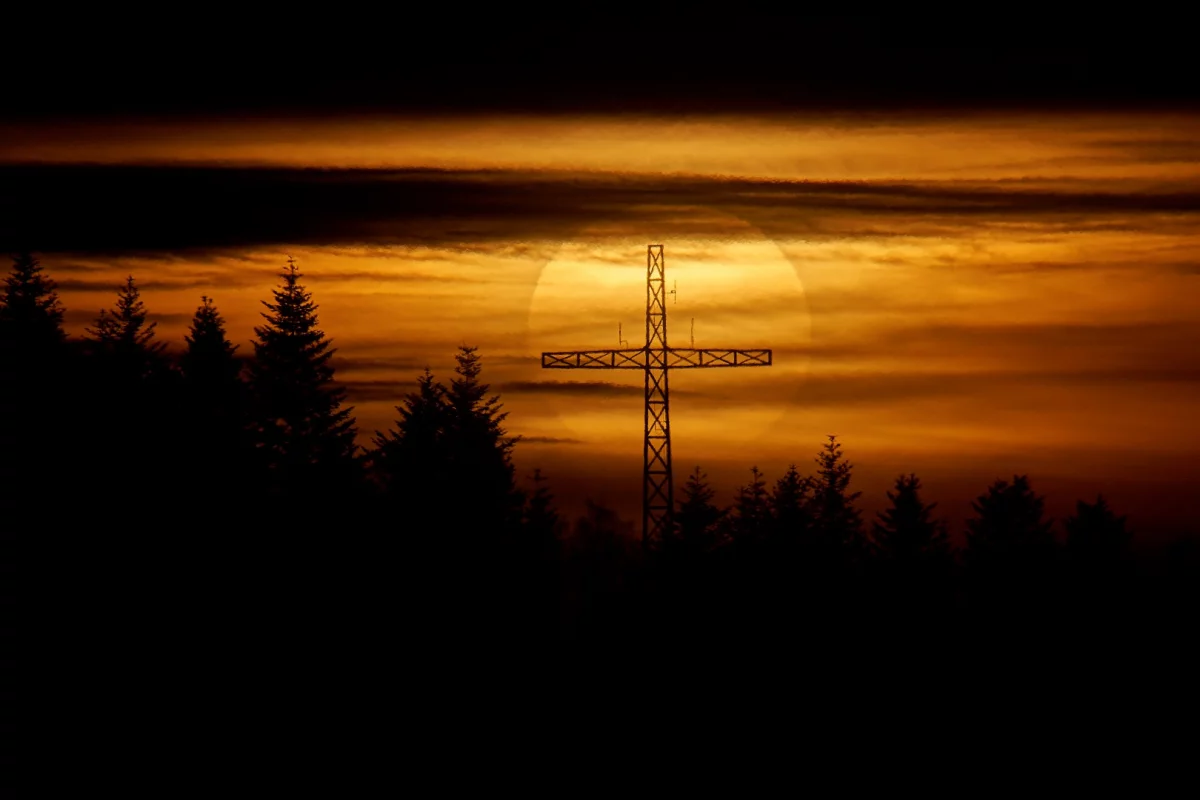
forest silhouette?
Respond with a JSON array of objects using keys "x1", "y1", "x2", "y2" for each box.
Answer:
[{"x1": 3, "y1": 251, "x2": 1197, "y2": 678}]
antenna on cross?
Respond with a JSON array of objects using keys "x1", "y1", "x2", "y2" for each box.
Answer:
[
  {"x1": 619, "y1": 322, "x2": 629, "y2": 348},
  {"x1": 691, "y1": 318, "x2": 695, "y2": 348}
]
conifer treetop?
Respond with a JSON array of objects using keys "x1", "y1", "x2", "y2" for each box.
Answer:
[
  {"x1": 447, "y1": 344, "x2": 519, "y2": 456},
  {"x1": 86, "y1": 275, "x2": 163, "y2": 350},
  {"x1": 0, "y1": 251, "x2": 66, "y2": 342},
  {"x1": 182, "y1": 295, "x2": 241, "y2": 385},
  {"x1": 248, "y1": 257, "x2": 358, "y2": 478},
  {"x1": 871, "y1": 473, "x2": 950, "y2": 560},
  {"x1": 186, "y1": 296, "x2": 236, "y2": 351}
]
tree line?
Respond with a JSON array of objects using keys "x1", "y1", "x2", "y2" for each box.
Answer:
[{"x1": 1, "y1": 251, "x2": 1195, "y2": 659}]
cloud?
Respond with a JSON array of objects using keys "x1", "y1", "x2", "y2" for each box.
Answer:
[
  {"x1": 1086, "y1": 137, "x2": 1200, "y2": 164},
  {"x1": 62, "y1": 307, "x2": 193, "y2": 327},
  {"x1": 3, "y1": 164, "x2": 1199, "y2": 257},
  {"x1": 339, "y1": 379, "x2": 412, "y2": 403},
  {"x1": 774, "y1": 318, "x2": 1200, "y2": 371},
  {"x1": 56, "y1": 276, "x2": 242, "y2": 292},
  {"x1": 517, "y1": 436, "x2": 584, "y2": 445},
  {"x1": 501, "y1": 380, "x2": 707, "y2": 399},
  {"x1": 329, "y1": 356, "x2": 429, "y2": 374},
  {"x1": 500, "y1": 380, "x2": 646, "y2": 397}
]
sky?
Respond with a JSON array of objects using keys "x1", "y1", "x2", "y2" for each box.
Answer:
[{"x1": 3, "y1": 14, "x2": 1198, "y2": 539}]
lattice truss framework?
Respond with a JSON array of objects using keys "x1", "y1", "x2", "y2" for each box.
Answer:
[{"x1": 541, "y1": 245, "x2": 773, "y2": 547}]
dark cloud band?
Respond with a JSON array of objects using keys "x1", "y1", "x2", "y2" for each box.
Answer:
[{"x1": 3, "y1": 165, "x2": 1199, "y2": 256}]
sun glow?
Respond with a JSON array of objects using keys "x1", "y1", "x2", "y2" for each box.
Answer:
[{"x1": 526, "y1": 211, "x2": 812, "y2": 453}]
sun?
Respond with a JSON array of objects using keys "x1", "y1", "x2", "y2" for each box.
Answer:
[{"x1": 525, "y1": 209, "x2": 813, "y2": 463}]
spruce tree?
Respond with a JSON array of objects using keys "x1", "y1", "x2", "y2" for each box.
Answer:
[
  {"x1": 0, "y1": 250, "x2": 67, "y2": 403},
  {"x1": 524, "y1": 468, "x2": 565, "y2": 546},
  {"x1": 963, "y1": 475, "x2": 1060, "y2": 617},
  {"x1": 0, "y1": 251, "x2": 68, "y2": 499},
  {"x1": 770, "y1": 464, "x2": 814, "y2": 544},
  {"x1": 0, "y1": 251, "x2": 66, "y2": 357},
  {"x1": 673, "y1": 466, "x2": 726, "y2": 555},
  {"x1": 1065, "y1": 494, "x2": 1133, "y2": 593},
  {"x1": 871, "y1": 473, "x2": 950, "y2": 564},
  {"x1": 810, "y1": 435, "x2": 864, "y2": 557},
  {"x1": 181, "y1": 295, "x2": 241, "y2": 391},
  {"x1": 248, "y1": 258, "x2": 359, "y2": 498},
  {"x1": 507, "y1": 467, "x2": 564, "y2": 645},
  {"x1": 371, "y1": 367, "x2": 451, "y2": 503},
  {"x1": 85, "y1": 275, "x2": 167, "y2": 382},
  {"x1": 180, "y1": 295, "x2": 248, "y2": 494},
  {"x1": 442, "y1": 345, "x2": 522, "y2": 533},
  {"x1": 729, "y1": 466, "x2": 770, "y2": 544},
  {"x1": 964, "y1": 475, "x2": 1055, "y2": 565},
  {"x1": 78, "y1": 276, "x2": 180, "y2": 509}
]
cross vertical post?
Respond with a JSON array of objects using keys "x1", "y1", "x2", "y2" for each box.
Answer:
[
  {"x1": 541, "y1": 245, "x2": 773, "y2": 550},
  {"x1": 644, "y1": 244, "x2": 673, "y2": 549}
]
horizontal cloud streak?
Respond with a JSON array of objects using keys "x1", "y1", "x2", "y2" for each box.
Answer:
[
  {"x1": 3, "y1": 165, "x2": 1200, "y2": 256},
  {"x1": 683, "y1": 365, "x2": 1200, "y2": 410},
  {"x1": 502, "y1": 381, "x2": 651, "y2": 398}
]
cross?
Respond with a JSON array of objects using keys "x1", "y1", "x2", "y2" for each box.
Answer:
[{"x1": 542, "y1": 244, "x2": 773, "y2": 549}]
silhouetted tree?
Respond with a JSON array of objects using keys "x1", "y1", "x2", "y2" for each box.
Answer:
[
  {"x1": 524, "y1": 468, "x2": 565, "y2": 546},
  {"x1": 0, "y1": 251, "x2": 68, "y2": 500},
  {"x1": 371, "y1": 367, "x2": 450, "y2": 503},
  {"x1": 672, "y1": 466, "x2": 725, "y2": 556},
  {"x1": 964, "y1": 475, "x2": 1059, "y2": 619},
  {"x1": 0, "y1": 251, "x2": 65, "y2": 358},
  {"x1": 563, "y1": 500, "x2": 638, "y2": 644},
  {"x1": 1066, "y1": 494, "x2": 1131, "y2": 569},
  {"x1": 441, "y1": 345, "x2": 523, "y2": 536},
  {"x1": 180, "y1": 295, "x2": 249, "y2": 499},
  {"x1": 511, "y1": 467, "x2": 566, "y2": 641},
  {"x1": 871, "y1": 473, "x2": 950, "y2": 565},
  {"x1": 769, "y1": 464, "x2": 814, "y2": 545},
  {"x1": 75, "y1": 276, "x2": 181, "y2": 511},
  {"x1": 809, "y1": 435, "x2": 864, "y2": 559},
  {"x1": 965, "y1": 475, "x2": 1055, "y2": 564},
  {"x1": 181, "y1": 295, "x2": 241, "y2": 392},
  {"x1": 869, "y1": 473, "x2": 954, "y2": 628},
  {"x1": 248, "y1": 258, "x2": 359, "y2": 502},
  {"x1": 85, "y1": 275, "x2": 168, "y2": 383},
  {"x1": 1065, "y1": 495, "x2": 1134, "y2": 620},
  {"x1": 728, "y1": 466, "x2": 770, "y2": 544}
]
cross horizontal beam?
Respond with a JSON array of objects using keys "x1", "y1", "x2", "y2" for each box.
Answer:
[{"x1": 542, "y1": 348, "x2": 772, "y2": 369}]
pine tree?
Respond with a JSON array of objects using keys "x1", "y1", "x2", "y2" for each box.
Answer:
[
  {"x1": 871, "y1": 473, "x2": 950, "y2": 564},
  {"x1": 248, "y1": 258, "x2": 359, "y2": 497},
  {"x1": 810, "y1": 435, "x2": 864, "y2": 556},
  {"x1": 673, "y1": 466, "x2": 726, "y2": 555}
]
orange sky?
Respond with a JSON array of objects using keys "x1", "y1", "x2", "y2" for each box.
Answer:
[{"x1": 4, "y1": 111, "x2": 1198, "y2": 537}]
